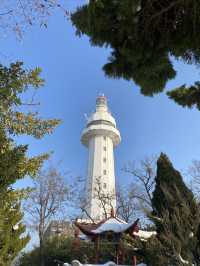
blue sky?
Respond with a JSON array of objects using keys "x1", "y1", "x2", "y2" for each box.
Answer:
[{"x1": 2, "y1": 0, "x2": 200, "y2": 207}]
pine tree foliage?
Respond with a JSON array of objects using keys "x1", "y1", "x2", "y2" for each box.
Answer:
[
  {"x1": 0, "y1": 62, "x2": 60, "y2": 138},
  {"x1": 71, "y1": 0, "x2": 200, "y2": 110},
  {"x1": 0, "y1": 129, "x2": 48, "y2": 190},
  {"x1": 0, "y1": 62, "x2": 60, "y2": 265},
  {"x1": 0, "y1": 190, "x2": 30, "y2": 266},
  {"x1": 152, "y1": 153, "x2": 195, "y2": 215},
  {"x1": 143, "y1": 153, "x2": 200, "y2": 266},
  {"x1": 167, "y1": 82, "x2": 200, "y2": 110}
]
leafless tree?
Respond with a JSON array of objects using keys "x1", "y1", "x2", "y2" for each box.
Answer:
[
  {"x1": 188, "y1": 160, "x2": 200, "y2": 200},
  {"x1": 93, "y1": 176, "x2": 116, "y2": 219},
  {"x1": 70, "y1": 176, "x2": 116, "y2": 221},
  {"x1": 123, "y1": 155, "x2": 157, "y2": 215},
  {"x1": 72, "y1": 154, "x2": 156, "y2": 223},
  {"x1": 68, "y1": 176, "x2": 94, "y2": 221},
  {"x1": 116, "y1": 186, "x2": 141, "y2": 223},
  {"x1": 71, "y1": 156, "x2": 157, "y2": 223},
  {"x1": 24, "y1": 165, "x2": 69, "y2": 266},
  {"x1": 0, "y1": 0, "x2": 68, "y2": 38}
]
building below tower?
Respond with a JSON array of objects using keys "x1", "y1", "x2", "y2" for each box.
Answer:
[{"x1": 44, "y1": 220, "x2": 74, "y2": 241}]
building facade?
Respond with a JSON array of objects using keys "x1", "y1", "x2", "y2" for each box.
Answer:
[{"x1": 44, "y1": 221, "x2": 74, "y2": 240}]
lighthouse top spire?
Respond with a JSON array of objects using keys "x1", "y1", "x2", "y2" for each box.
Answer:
[{"x1": 96, "y1": 94, "x2": 108, "y2": 112}]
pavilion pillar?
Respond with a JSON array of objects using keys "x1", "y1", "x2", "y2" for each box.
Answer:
[
  {"x1": 115, "y1": 244, "x2": 119, "y2": 265},
  {"x1": 121, "y1": 246, "x2": 125, "y2": 265},
  {"x1": 94, "y1": 236, "x2": 100, "y2": 264},
  {"x1": 132, "y1": 255, "x2": 137, "y2": 266}
]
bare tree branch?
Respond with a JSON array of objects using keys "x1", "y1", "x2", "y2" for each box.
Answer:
[
  {"x1": 70, "y1": 176, "x2": 116, "y2": 221},
  {"x1": 93, "y1": 176, "x2": 115, "y2": 219},
  {"x1": 188, "y1": 160, "x2": 200, "y2": 199},
  {"x1": 23, "y1": 165, "x2": 69, "y2": 266},
  {"x1": 116, "y1": 187, "x2": 139, "y2": 223},
  {"x1": 0, "y1": 10, "x2": 13, "y2": 16},
  {"x1": 0, "y1": 0, "x2": 68, "y2": 38},
  {"x1": 123, "y1": 155, "x2": 157, "y2": 213}
]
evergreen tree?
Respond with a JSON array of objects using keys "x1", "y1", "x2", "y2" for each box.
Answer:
[
  {"x1": 167, "y1": 82, "x2": 200, "y2": 110},
  {"x1": 143, "y1": 153, "x2": 200, "y2": 266},
  {"x1": 0, "y1": 190, "x2": 30, "y2": 266},
  {"x1": 71, "y1": 0, "x2": 200, "y2": 110},
  {"x1": 0, "y1": 62, "x2": 60, "y2": 265},
  {"x1": 19, "y1": 235, "x2": 129, "y2": 266}
]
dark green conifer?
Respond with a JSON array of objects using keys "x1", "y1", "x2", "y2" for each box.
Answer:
[
  {"x1": 167, "y1": 82, "x2": 200, "y2": 110},
  {"x1": 0, "y1": 190, "x2": 30, "y2": 266},
  {"x1": 71, "y1": 1, "x2": 200, "y2": 110},
  {"x1": 144, "y1": 153, "x2": 200, "y2": 266},
  {"x1": 0, "y1": 62, "x2": 60, "y2": 265}
]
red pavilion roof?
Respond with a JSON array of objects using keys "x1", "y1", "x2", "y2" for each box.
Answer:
[{"x1": 74, "y1": 216, "x2": 139, "y2": 238}]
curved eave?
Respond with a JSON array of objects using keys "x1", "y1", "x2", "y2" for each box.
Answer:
[
  {"x1": 75, "y1": 218, "x2": 139, "y2": 237},
  {"x1": 124, "y1": 218, "x2": 140, "y2": 235},
  {"x1": 74, "y1": 221, "x2": 96, "y2": 237}
]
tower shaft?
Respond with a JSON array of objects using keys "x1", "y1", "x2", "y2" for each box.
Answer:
[{"x1": 86, "y1": 135, "x2": 115, "y2": 219}]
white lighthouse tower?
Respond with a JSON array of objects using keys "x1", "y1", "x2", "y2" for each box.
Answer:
[{"x1": 81, "y1": 95, "x2": 121, "y2": 221}]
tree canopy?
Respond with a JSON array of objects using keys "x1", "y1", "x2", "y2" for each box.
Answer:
[
  {"x1": 71, "y1": 0, "x2": 200, "y2": 110},
  {"x1": 19, "y1": 236, "x2": 116, "y2": 266},
  {"x1": 0, "y1": 62, "x2": 60, "y2": 265},
  {"x1": 143, "y1": 153, "x2": 200, "y2": 266},
  {"x1": 0, "y1": 62, "x2": 59, "y2": 191}
]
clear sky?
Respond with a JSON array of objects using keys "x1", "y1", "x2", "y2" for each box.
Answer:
[{"x1": 2, "y1": 0, "x2": 200, "y2": 209}]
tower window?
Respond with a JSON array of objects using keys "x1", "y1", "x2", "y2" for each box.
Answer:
[
  {"x1": 103, "y1": 157, "x2": 106, "y2": 163},
  {"x1": 103, "y1": 146, "x2": 106, "y2": 151},
  {"x1": 103, "y1": 183, "x2": 107, "y2": 189},
  {"x1": 103, "y1": 170, "x2": 106, "y2": 175},
  {"x1": 103, "y1": 136, "x2": 106, "y2": 141}
]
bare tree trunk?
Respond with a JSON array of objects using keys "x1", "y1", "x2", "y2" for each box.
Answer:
[
  {"x1": 24, "y1": 165, "x2": 69, "y2": 266},
  {"x1": 39, "y1": 229, "x2": 45, "y2": 266},
  {"x1": 39, "y1": 237, "x2": 45, "y2": 266}
]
